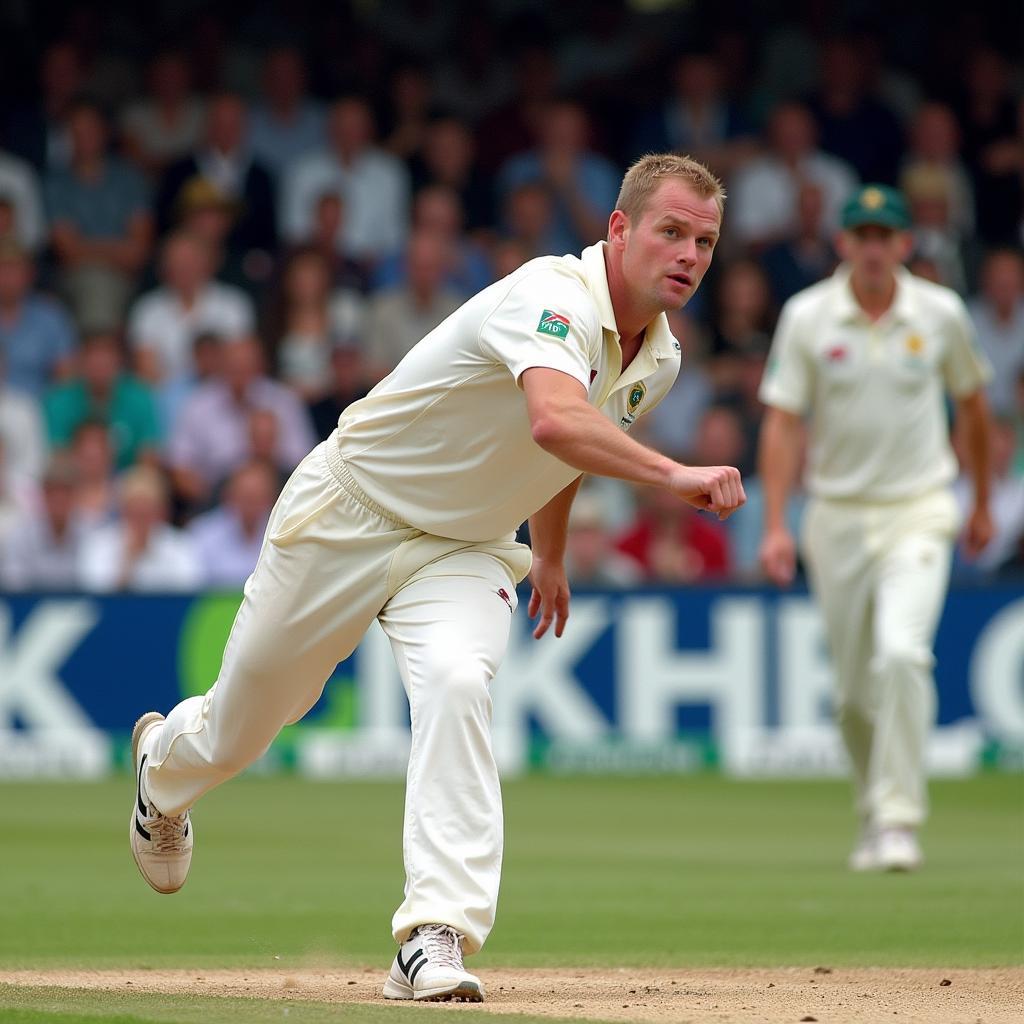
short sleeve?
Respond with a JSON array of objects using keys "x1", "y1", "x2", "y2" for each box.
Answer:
[
  {"x1": 758, "y1": 299, "x2": 813, "y2": 415},
  {"x1": 941, "y1": 295, "x2": 993, "y2": 398},
  {"x1": 478, "y1": 271, "x2": 598, "y2": 391}
]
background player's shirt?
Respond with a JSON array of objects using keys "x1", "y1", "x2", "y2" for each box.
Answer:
[
  {"x1": 759, "y1": 265, "x2": 992, "y2": 502},
  {"x1": 335, "y1": 242, "x2": 681, "y2": 541}
]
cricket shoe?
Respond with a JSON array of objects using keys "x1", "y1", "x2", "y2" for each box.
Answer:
[
  {"x1": 382, "y1": 924, "x2": 484, "y2": 1002},
  {"x1": 129, "y1": 712, "x2": 193, "y2": 893},
  {"x1": 848, "y1": 823, "x2": 880, "y2": 872},
  {"x1": 875, "y1": 828, "x2": 923, "y2": 872}
]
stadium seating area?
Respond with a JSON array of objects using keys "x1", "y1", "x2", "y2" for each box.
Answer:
[{"x1": 0, "y1": 1, "x2": 1021, "y2": 590}]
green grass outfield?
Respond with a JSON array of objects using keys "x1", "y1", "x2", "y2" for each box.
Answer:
[{"x1": 1, "y1": 774, "x2": 1021, "y2": 1022}]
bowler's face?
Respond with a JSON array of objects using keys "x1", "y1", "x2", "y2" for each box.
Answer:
[{"x1": 621, "y1": 179, "x2": 721, "y2": 312}]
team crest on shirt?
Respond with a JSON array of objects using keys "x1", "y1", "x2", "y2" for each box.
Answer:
[
  {"x1": 627, "y1": 382, "x2": 647, "y2": 414},
  {"x1": 537, "y1": 309, "x2": 571, "y2": 339},
  {"x1": 905, "y1": 334, "x2": 924, "y2": 356}
]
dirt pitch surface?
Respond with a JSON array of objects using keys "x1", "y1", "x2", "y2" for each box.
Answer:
[{"x1": 2, "y1": 967, "x2": 1022, "y2": 1023}]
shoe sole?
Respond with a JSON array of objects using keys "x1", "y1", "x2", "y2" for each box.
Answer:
[
  {"x1": 382, "y1": 977, "x2": 484, "y2": 1002},
  {"x1": 129, "y1": 712, "x2": 183, "y2": 895}
]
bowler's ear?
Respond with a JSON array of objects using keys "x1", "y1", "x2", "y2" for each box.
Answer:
[{"x1": 608, "y1": 209, "x2": 629, "y2": 251}]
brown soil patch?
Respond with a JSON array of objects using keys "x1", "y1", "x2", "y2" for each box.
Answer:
[{"x1": 1, "y1": 966, "x2": 1021, "y2": 1023}]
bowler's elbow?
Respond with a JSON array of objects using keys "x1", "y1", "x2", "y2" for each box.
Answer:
[{"x1": 530, "y1": 410, "x2": 568, "y2": 452}]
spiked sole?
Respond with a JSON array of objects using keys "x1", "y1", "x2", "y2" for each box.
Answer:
[{"x1": 382, "y1": 977, "x2": 484, "y2": 1002}]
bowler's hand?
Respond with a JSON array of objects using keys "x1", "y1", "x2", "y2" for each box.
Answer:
[
  {"x1": 963, "y1": 504, "x2": 994, "y2": 559},
  {"x1": 760, "y1": 526, "x2": 796, "y2": 587},
  {"x1": 668, "y1": 464, "x2": 746, "y2": 520},
  {"x1": 528, "y1": 556, "x2": 571, "y2": 639}
]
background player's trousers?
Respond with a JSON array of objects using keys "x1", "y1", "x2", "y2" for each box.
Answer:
[
  {"x1": 801, "y1": 488, "x2": 958, "y2": 829},
  {"x1": 142, "y1": 438, "x2": 532, "y2": 955}
]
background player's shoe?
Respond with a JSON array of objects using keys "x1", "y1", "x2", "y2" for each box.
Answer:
[
  {"x1": 129, "y1": 712, "x2": 193, "y2": 893},
  {"x1": 875, "y1": 828, "x2": 923, "y2": 872},
  {"x1": 382, "y1": 924, "x2": 484, "y2": 1002},
  {"x1": 848, "y1": 823, "x2": 880, "y2": 871}
]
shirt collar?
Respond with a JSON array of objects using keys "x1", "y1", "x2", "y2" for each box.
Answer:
[
  {"x1": 579, "y1": 241, "x2": 679, "y2": 360},
  {"x1": 832, "y1": 262, "x2": 918, "y2": 326}
]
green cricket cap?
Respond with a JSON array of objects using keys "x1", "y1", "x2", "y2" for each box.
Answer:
[{"x1": 840, "y1": 184, "x2": 910, "y2": 231}]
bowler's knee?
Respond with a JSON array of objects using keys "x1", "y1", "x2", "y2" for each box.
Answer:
[
  {"x1": 874, "y1": 645, "x2": 934, "y2": 679},
  {"x1": 418, "y1": 652, "x2": 492, "y2": 717}
]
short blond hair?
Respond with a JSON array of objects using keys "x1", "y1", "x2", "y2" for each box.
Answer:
[{"x1": 615, "y1": 153, "x2": 725, "y2": 221}]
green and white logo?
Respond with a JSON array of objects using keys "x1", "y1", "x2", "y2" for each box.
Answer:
[
  {"x1": 627, "y1": 382, "x2": 647, "y2": 414},
  {"x1": 537, "y1": 309, "x2": 571, "y2": 339}
]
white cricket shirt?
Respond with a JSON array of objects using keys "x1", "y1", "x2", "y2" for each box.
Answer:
[
  {"x1": 334, "y1": 242, "x2": 681, "y2": 541},
  {"x1": 759, "y1": 264, "x2": 992, "y2": 502}
]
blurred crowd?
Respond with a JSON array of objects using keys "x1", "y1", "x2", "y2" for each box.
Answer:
[{"x1": 0, "y1": 0, "x2": 1022, "y2": 592}]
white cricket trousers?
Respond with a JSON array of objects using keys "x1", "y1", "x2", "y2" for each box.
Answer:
[
  {"x1": 801, "y1": 488, "x2": 959, "y2": 829},
  {"x1": 142, "y1": 438, "x2": 533, "y2": 955}
]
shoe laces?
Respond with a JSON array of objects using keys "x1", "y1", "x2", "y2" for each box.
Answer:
[
  {"x1": 145, "y1": 811, "x2": 190, "y2": 854},
  {"x1": 417, "y1": 924, "x2": 465, "y2": 972}
]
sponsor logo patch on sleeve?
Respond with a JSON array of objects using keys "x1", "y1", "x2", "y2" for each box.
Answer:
[{"x1": 537, "y1": 309, "x2": 571, "y2": 339}]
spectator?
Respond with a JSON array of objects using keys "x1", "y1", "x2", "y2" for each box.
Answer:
[
  {"x1": 968, "y1": 248, "x2": 1024, "y2": 416},
  {"x1": 432, "y1": 13, "x2": 513, "y2": 122},
  {"x1": 708, "y1": 259, "x2": 775, "y2": 402},
  {"x1": 382, "y1": 63, "x2": 434, "y2": 164},
  {"x1": 78, "y1": 464, "x2": 201, "y2": 592},
  {"x1": 45, "y1": 97, "x2": 154, "y2": 332},
  {"x1": 489, "y1": 238, "x2": 530, "y2": 280},
  {"x1": 631, "y1": 51, "x2": 757, "y2": 179},
  {"x1": 476, "y1": 43, "x2": 559, "y2": 173},
  {"x1": 156, "y1": 92, "x2": 277, "y2": 263},
  {"x1": 901, "y1": 103, "x2": 975, "y2": 240},
  {"x1": 168, "y1": 335, "x2": 315, "y2": 506},
  {"x1": 300, "y1": 192, "x2": 371, "y2": 292},
  {"x1": 729, "y1": 102, "x2": 858, "y2": 248},
  {"x1": 374, "y1": 186, "x2": 492, "y2": 295},
  {"x1": 955, "y1": 48, "x2": 1023, "y2": 246},
  {"x1": 127, "y1": 230, "x2": 255, "y2": 385},
  {"x1": 4, "y1": 40, "x2": 83, "y2": 171},
  {"x1": 615, "y1": 484, "x2": 731, "y2": 584},
  {"x1": 249, "y1": 46, "x2": 326, "y2": 182},
  {"x1": 245, "y1": 407, "x2": 293, "y2": 492},
  {"x1": 498, "y1": 100, "x2": 619, "y2": 255},
  {"x1": 642, "y1": 310, "x2": 712, "y2": 461},
  {"x1": 0, "y1": 352, "x2": 47, "y2": 479},
  {"x1": 171, "y1": 176, "x2": 252, "y2": 293},
  {"x1": 44, "y1": 332, "x2": 161, "y2": 471},
  {"x1": 268, "y1": 248, "x2": 364, "y2": 401},
  {"x1": 563, "y1": 490, "x2": 642, "y2": 588},
  {"x1": 556, "y1": 0, "x2": 643, "y2": 96},
  {"x1": 69, "y1": 418, "x2": 117, "y2": 527},
  {"x1": 364, "y1": 231, "x2": 463, "y2": 378},
  {"x1": 501, "y1": 181, "x2": 561, "y2": 260},
  {"x1": 308, "y1": 342, "x2": 371, "y2": 441},
  {"x1": 0, "y1": 437, "x2": 38, "y2": 554},
  {"x1": 120, "y1": 50, "x2": 205, "y2": 179},
  {"x1": 806, "y1": 37, "x2": 903, "y2": 185},
  {"x1": 902, "y1": 164, "x2": 968, "y2": 293},
  {"x1": 759, "y1": 181, "x2": 839, "y2": 305},
  {"x1": 954, "y1": 416, "x2": 1024, "y2": 576},
  {"x1": 410, "y1": 117, "x2": 495, "y2": 234},
  {"x1": 0, "y1": 454, "x2": 86, "y2": 590},
  {"x1": 156, "y1": 329, "x2": 226, "y2": 439},
  {"x1": 187, "y1": 459, "x2": 280, "y2": 588},
  {"x1": 0, "y1": 238, "x2": 76, "y2": 397},
  {"x1": 0, "y1": 146, "x2": 46, "y2": 251},
  {"x1": 280, "y1": 96, "x2": 410, "y2": 265}
]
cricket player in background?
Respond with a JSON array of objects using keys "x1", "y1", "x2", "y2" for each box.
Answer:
[
  {"x1": 128, "y1": 154, "x2": 744, "y2": 1001},
  {"x1": 758, "y1": 184, "x2": 993, "y2": 872}
]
